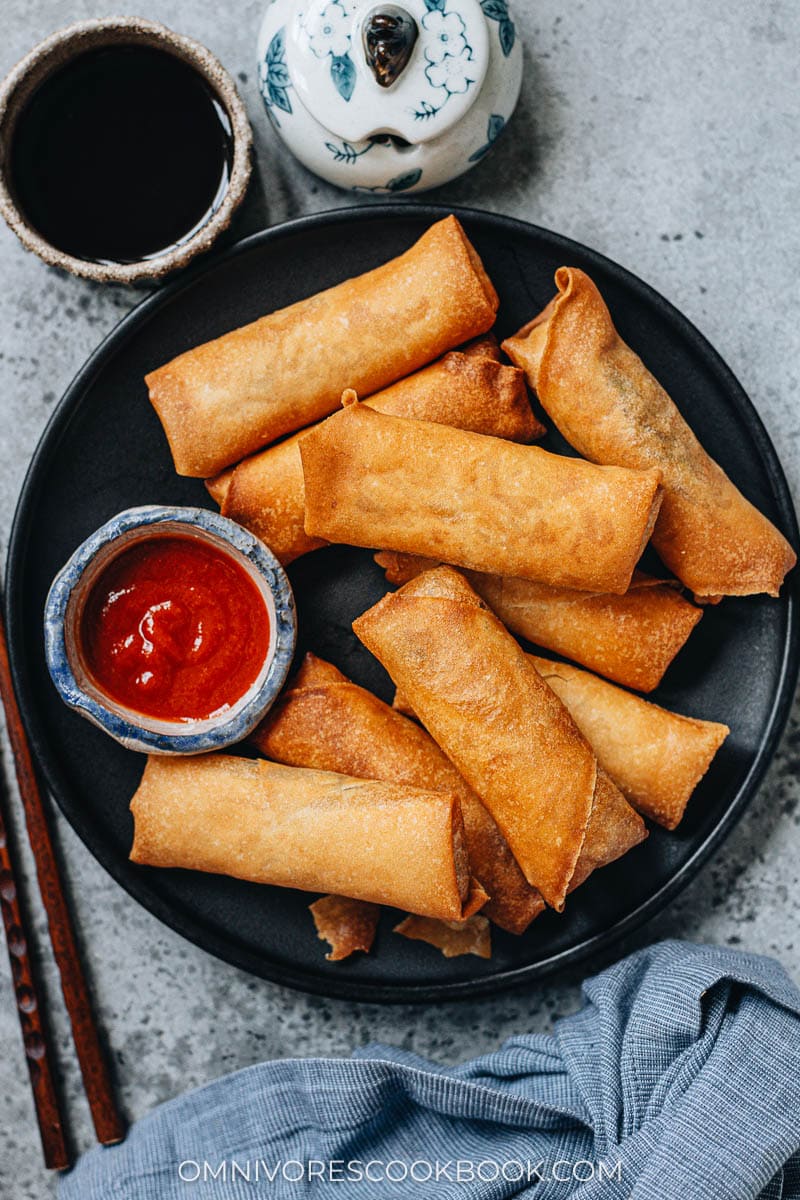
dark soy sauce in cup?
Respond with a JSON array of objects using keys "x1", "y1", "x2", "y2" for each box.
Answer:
[{"x1": 9, "y1": 45, "x2": 234, "y2": 265}]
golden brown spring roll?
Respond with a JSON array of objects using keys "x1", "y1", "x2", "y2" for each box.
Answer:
[
  {"x1": 366, "y1": 346, "x2": 540, "y2": 440},
  {"x1": 210, "y1": 347, "x2": 541, "y2": 566},
  {"x1": 130, "y1": 754, "x2": 486, "y2": 920},
  {"x1": 203, "y1": 333, "x2": 517, "y2": 508},
  {"x1": 352, "y1": 566, "x2": 643, "y2": 910},
  {"x1": 309, "y1": 895, "x2": 381, "y2": 961},
  {"x1": 393, "y1": 649, "x2": 725, "y2": 833},
  {"x1": 529, "y1": 656, "x2": 730, "y2": 829},
  {"x1": 220, "y1": 431, "x2": 328, "y2": 564},
  {"x1": 503, "y1": 268, "x2": 796, "y2": 599},
  {"x1": 393, "y1": 677, "x2": 647, "y2": 884},
  {"x1": 375, "y1": 552, "x2": 702, "y2": 693},
  {"x1": 146, "y1": 216, "x2": 499, "y2": 477},
  {"x1": 253, "y1": 653, "x2": 544, "y2": 935},
  {"x1": 302, "y1": 401, "x2": 663, "y2": 594}
]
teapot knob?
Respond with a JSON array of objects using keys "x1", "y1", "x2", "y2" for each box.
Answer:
[{"x1": 362, "y1": 6, "x2": 418, "y2": 88}]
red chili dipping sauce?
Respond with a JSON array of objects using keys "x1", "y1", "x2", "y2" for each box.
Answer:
[{"x1": 79, "y1": 535, "x2": 271, "y2": 722}]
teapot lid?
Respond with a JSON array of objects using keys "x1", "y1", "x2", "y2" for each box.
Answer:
[{"x1": 286, "y1": 0, "x2": 490, "y2": 144}]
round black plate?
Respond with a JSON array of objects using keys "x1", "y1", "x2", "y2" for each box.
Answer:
[{"x1": 7, "y1": 205, "x2": 799, "y2": 1001}]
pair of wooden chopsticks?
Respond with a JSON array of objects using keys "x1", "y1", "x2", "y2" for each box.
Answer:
[{"x1": 0, "y1": 601, "x2": 125, "y2": 1168}]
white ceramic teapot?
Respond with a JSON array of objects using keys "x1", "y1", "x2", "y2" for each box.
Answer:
[{"x1": 257, "y1": 0, "x2": 522, "y2": 193}]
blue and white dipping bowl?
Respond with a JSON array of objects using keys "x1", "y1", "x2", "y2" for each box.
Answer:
[{"x1": 44, "y1": 506, "x2": 297, "y2": 755}]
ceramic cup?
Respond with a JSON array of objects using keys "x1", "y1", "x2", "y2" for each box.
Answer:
[
  {"x1": 0, "y1": 17, "x2": 253, "y2": 283},
  {"x1": 44, "y1": 506, "x2": 296, "y2": 755}
]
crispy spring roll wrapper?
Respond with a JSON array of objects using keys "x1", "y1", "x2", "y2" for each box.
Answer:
[
  {"x1": 394, "y1": 913, "x2": 491, "y2": 959},
  {"x1": 253, "y1": 652, "x2": 543, "y2": 935},
  {"x1": 309, "y1": 895, "x2": 381, "y2": 961},
  {"x1": 458, "y1": 332, "x2": 501, "y2": 360},
  {"x1": 146, "y1": 216, "x2": 499, "y2": 477},
  {"x1": 566, "y1": 769, "x2": 647, "y2": 890},
  {"x1": 209, "y1": 348, "x2": 541, "y2": 566},
  {"x1": 203, "y1": 333, "x2": 520, "y2": 512},
  {"x1": 395, "y1": 778, "x2": 643, "y2": 955},
  {"x1": 364, "y1": 346, "x2": 540, "y2": 440},
  {"x1": 302, "y1": 402, "x2": 664, "y2": 593},
  {"x1": 205, "y1": 466, "x2": 233, "y2": 507},
  {"x1": 220, "y1": 431, "x2": 328, "y2": 564},
  {"x1": 130, "y1": 754, "x2": 486, "y2": 921},
  {"x1": 389, "y1": 684, "x2": 647, "y2": 891},
  {"x1": 352, "y1": 566, "x2": 641, "y2": 910},
  {"x1": 529, "y1": 656, "x2": 730, "y2": 830},
  {"x1": 503, "y1": 268, "x2": 797, "y2": 599},
  {"x1": 392, "y1": 659, "x2": 723, "y2": 834},
  {"x1": 375, "y1": 552, "x2": 702, "y2": 693}
]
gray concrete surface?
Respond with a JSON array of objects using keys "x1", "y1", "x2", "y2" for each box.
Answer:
[{"x1": 1, "y1": 1, "x2": 798, "y2": 1194}]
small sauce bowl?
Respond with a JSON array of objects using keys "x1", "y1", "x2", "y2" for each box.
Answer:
[
  {"x1": 44, "y1": 506, "x2": 296, "y2": 755},
  {"x1": 0, "y1": 17, "x2": 252, "y2": 283}
]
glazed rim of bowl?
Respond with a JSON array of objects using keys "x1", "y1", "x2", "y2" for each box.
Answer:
[
  {"x1": 0, "y1": 16, "x2": 253, "y2": 284},
  {"x1": 45, "y1": 507, "x2": 296, "y2": 753}
]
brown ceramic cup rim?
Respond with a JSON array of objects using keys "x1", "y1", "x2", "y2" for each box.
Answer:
[{"x1": 0, "y1": 16, "x2": 253, "y2": 283}]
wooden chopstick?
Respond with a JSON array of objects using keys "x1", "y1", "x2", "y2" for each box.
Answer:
[
  {"x1": 0, "y1": 781, "x2": 69, "y2": 1169},
  {"x1": 0, "y1": 601, "x2": 125, "y2": 1152}
]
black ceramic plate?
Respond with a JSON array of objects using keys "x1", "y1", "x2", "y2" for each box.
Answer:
[{"x1": 7, "y1": 205, "x2": 799, "y2": 1001}]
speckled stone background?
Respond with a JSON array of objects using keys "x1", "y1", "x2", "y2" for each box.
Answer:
[{"x1": 1, "y1": 1, "x2": 798, "y2": 1194}]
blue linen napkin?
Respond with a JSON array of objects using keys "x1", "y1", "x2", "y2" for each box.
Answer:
[{"x1": 58, "y1": 940, "x2": 800, "y2": 1199}]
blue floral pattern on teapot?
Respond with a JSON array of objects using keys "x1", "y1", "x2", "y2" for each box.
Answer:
[{"x1": 257, "y1": 0, "x2": 522, "y2": 193}]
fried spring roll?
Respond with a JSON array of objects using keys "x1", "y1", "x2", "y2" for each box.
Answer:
[
  {"x1": 503, "y1": 268, "x2": 797, "y2": 599},
  {"x1": 353, "y1": 567, "x2": 644, "y2": 910},
  {"x1": 146, "y1": 216, "x2": 499, "y2": 477},
  {"x1": 209, "y1": 346, "x2": 541, "y2": 566},
  {"x1": 130, "y1": 754, "x2": 486, "y2": 920},
  {"x1": 393, "y1": 675, "x2": 647, "y2": 884},
  {"x1": 375, "y1": 552, "x2": 702, "y2": 692},
  {"x1": 393, "y1": 651, "x2": 726, "y2": 832},
  {"x1": 220, "y1": 431, "x2": 328, "y2": 564},
  {"x1": 393, "y1": 780, "x2": 641, "y2": 955},
  {"x1": 203, "y1": 333, "x2": 513, "y2": 500},
  {"x1": 301, "y1": 402, "x2": 663, "y2": 594},
  {"x1": 365, "y1": 345, "x2": 540, "y2": 440},
  {"x1": 253, "y1": 653, "x2": 543, "y2": 935},
  {"x1": 529, "y1": 656, "x2": 730, "y2": 829},
  {"x1": 203, "y1": 333, "x2": 519, "y2": 509}
]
